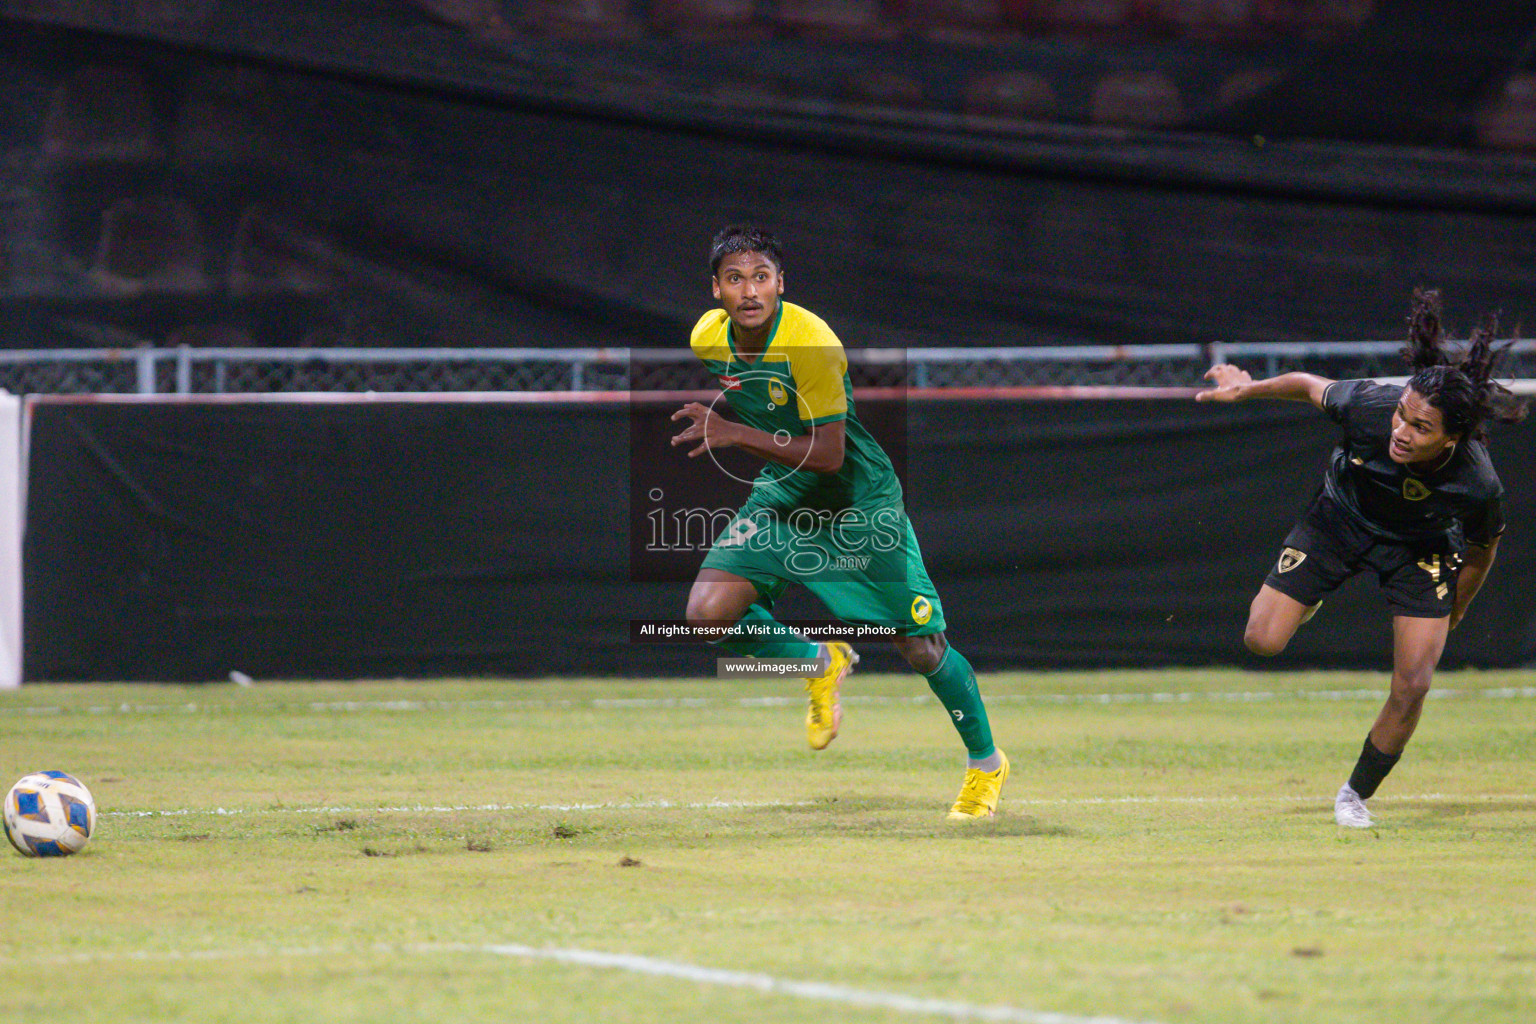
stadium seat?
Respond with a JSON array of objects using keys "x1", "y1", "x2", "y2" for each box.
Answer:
[
  {"x1": 229, "y1": 205, "x2": 332, "y2": 296},
  {"x1": 650, "y1": 0, "x2": 767, "y2": 38},
  {"x1": 710, "y1": 76, "x2": 789, "y2": 111},
  {"x1": 172, "y1": 68, "x2": 285, "y2": 165},
  {"x1": 1476, "y1": 74, "x2": 1536, "y2": 153},
  {"x1": 1256, "y1": 0, "x2": 1373, "y2": 34},
  {"x1": 962, "y1": 71, "x2": 1058, "y2": 122},
  {"x1": 775, "y1": 0, "x2": 895, "y2": 40},
  {"x1": 0, "y1": 188, "x2": 52, "y2": 292},
  {"x1": 843, "y1": 71, "x2": 925, "y2": 108},
  {"x1": 1037, "y1": 0, "x2": 1137, "y2": 32},
  {"x1": 128, "y1": 0, "x2": 216, "y2": 30},
  {"x1": 901, "y1": 0, "x2": 1006, "y2": 39},
  {"x1": 41, "y1": 66, "x2": 162, "y2": 163},
  {"x1": 1147, "y1": 0, "x2": 1262, "y2": 40},
  {"x1": 404, "y1": 0, "x2": 518, "y2": 39},
  {"x1": 1089, "y1": 71, "x2": 1186, "y2": 128},
  {"x1": 524, "y1": 0, "x2": 641, "y2": 39},
  {"x1": 87, "y1": 196, "x2": 208, "y2": 296},
  {"x1": 1214, "y1": 66, "x2": 1285, "y2": 108}
]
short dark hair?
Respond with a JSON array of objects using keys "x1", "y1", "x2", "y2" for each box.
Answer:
[
  {"x1": 1401, "y1": 287, "x2": 1528, "y2": 443},
  {"x1": 710, "y1": 225, "x2": 783, "y2": 275}
]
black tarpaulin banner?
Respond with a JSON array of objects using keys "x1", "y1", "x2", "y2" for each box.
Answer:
[{"x1": 21, "y1": 398, "x2": 1534, "y2": 681}]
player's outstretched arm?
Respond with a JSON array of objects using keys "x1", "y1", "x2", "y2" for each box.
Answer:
[{"x1": 1196, "y1": 366, "x2": 1333, "y2": 410}]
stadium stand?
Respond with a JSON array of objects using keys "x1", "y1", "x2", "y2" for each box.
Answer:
[
  {"x1": 1040, "y1": 0, "x2": 1138, "y2": 33},
  {"x1": 524, "y1": 0, "x2": 643, "y2": 39},
  {"x1": 1256, "y1": 0, "x2": 1373, "y2": 34},
  {"x1": 1476, "y1": 73, "x2": 1536, "y2": 153},
  {"x1": 901, "y1": 1, "x2": 1014, "y2": 42},
  {"x1": 87, "y1": 197, "x2": 209, "y2": 296},
  {"x1": 227, "y1": 205, "x2": 332, "y2": 297},
  {"x1": 962, "y1": 71, "x2": 1059, "y2": 121},
  {"x1": 843, "y1": 70, "x2": 926, "y2": 108},
  {"x1": 649, "y1": 0, "x2": 768, "y2": 39},
  {"x1": 1148, "y1": 0, "x2": 1262, "y2": 41},
  {"x1": 775, "y1": 0, "x2": 896, "y2": 40},
  {"x1": 405, "y1": 0, "x2": 519, "y2": 40},
  {"x1": 1212, "y1": 66, "x2": 1284, "y2": 108},
  {"x1": 41, "y1": 65, "x2": 162, "y2": 163},
  {"x1": 172, "y1": 67, "x2": 287, "y2": 166},
  {"x1": 1089, "y1": 70, "x2": 1186, "y2": 127}
]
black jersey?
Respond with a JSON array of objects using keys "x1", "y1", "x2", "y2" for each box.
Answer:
[{"x1": 1320, "y1": 379, "x2": 1505, "y2": 547}]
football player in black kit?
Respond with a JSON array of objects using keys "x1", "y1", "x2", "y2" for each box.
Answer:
[{"x1": 1197, "y1": 289, "x2": 1527, "y2": 828}]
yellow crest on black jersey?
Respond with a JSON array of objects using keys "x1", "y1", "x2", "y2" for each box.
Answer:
[
  {"x1": 1402, "y1": 478, "x2": 1431, "y2": 501},
  {"x1": 1277, "y1": 547, "x2": 1307, "y2": 573}
]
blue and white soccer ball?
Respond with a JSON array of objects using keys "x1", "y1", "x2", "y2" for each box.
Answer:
[{"x1": 3, "y1": 771, "x2": 97, "y2": 857}]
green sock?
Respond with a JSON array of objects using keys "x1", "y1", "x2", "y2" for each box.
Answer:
[
  {"x1": 923, "y1": 646, "x2": 995, "y2": 759},
  {"x1": 714, "y1": 603, "x2": 820, "y2": 661}
]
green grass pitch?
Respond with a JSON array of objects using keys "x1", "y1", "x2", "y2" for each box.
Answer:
[{"x1": 2, "y1": 669, "x2": 1534, "y2": 1024}]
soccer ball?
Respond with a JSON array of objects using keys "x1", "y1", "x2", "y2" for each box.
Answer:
[{"x1": 4, "y1": 771, "x2": 97, "y2": 857}]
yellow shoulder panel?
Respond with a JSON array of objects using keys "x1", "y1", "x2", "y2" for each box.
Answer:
[
  {"x1": 778, "y1": 304, "x2": 848, "y2": 423},
  {"x1": 689, "y1": 309, "x2": 732, "y2": 364}
]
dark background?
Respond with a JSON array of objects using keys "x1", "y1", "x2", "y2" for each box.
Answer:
[
  {"x1": 5, "y1": 2, "x2": 1535, "y2": 679},
  {"x1": 3, "y1": 2, "x2": 1536, "y2": 355},
  {"x1": 22, "y1": 397, "x2": 1535, "y2": 681}
]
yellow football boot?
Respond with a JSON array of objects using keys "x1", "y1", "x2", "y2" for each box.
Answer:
[
  {"x1": 804, "y1": 642, "x2": 857, "y2": 750},
  {"x1": 947, "y1": 750, "x2": 1010, "y2": 820}
]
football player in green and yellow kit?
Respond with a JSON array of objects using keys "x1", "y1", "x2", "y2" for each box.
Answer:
[{"x1": 669, "y1": 225, "x2": 1007, "y2": 819}]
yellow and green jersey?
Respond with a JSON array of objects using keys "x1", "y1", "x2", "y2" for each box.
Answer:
[{"x1": 689, "y1": 301, "x2": 902, "y2": 516}]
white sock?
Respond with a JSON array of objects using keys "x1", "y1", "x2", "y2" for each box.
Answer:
[{"x1": 967, "y1": 752, "x2": 1003, "y2": 773}]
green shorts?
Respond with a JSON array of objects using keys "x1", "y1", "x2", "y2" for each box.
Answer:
[{"x1": 699, "y1": 505, "x2": 946, "y2": 636}]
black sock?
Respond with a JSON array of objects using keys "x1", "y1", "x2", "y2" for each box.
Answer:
[{"x1": 1347, "y1": 736, "x2": 1401, "y2": 800}]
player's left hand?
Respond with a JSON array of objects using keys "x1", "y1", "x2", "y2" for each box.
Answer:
[
  {"x1": 1196, "y1": 364, "x2": 1253, "y2": 403},
  {"x1": 670, "y1": 402, "x2": 736, "y2": 458}
]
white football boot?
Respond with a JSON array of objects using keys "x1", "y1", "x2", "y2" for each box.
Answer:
[{"x1": 1334, "y1": 783, "x2": 1374, "y2": 828}]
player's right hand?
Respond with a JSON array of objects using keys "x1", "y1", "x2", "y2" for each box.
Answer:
[
  {"x1": 670, "y1": 401, "x2": 733, "y2": 458},
  {"x1": 1195, "y1": 364, "x2": 1252, "y2": 402}
]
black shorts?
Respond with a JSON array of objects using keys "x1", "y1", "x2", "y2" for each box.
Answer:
[{"x1": 1263, "y1": 496, "x2": 1463, "y2": 618}]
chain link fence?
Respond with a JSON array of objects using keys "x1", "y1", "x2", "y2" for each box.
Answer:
[{"x1": 1, "y1": 343, "x2": 1533, "y2": 396}]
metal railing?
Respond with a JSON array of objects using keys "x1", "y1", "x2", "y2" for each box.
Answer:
[{"x1": 1, "y1": 341, "x2": 1532, "y2": 396}]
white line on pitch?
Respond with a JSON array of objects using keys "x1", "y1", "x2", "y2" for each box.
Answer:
[
  {"x1": 101, "y1": 798, "x2": 812, "y2": 818},
  {"x1": 1003, "y1": 793, "x2": 1535, "y2": 807},
  {"x1": 6, "y1": 686, "x2": 1536, "y2": 717},
  {"x1": 0, "y1": 942, "x2": 1167, "y2": 1024},
  {"x1": 98, "y1": 792, "x2": 1532, "y2": 819},
  {"x1": 446, "y1": 943, "x2": 1167, "y2": 1024}
]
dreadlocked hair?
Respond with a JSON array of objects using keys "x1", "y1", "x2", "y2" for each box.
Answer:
[{"x1": 1401, "y1": 287, "x2": 1528, "y2": 444}]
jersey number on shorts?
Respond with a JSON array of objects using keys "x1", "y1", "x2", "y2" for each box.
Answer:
[{"x1": 1416, "y1": 554, "x2": 1450, "y2": 601}]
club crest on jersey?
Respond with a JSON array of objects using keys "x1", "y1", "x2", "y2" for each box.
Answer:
[
  {"x1": 911, "y1": 595, "x2": 933, "y2": 625},
  {"x1": 1402, "y1": 478, "x2": 1432, "y2": 501},
  {"x1": 1276, "y1": 547, "x2": 1307, "y2": 573},
  {"x1": 717, "y1": 375, "x2": 741, "y2": 391},
  {"x1": 768, "y1": 380, "x2": 788, "y2": 406}
]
